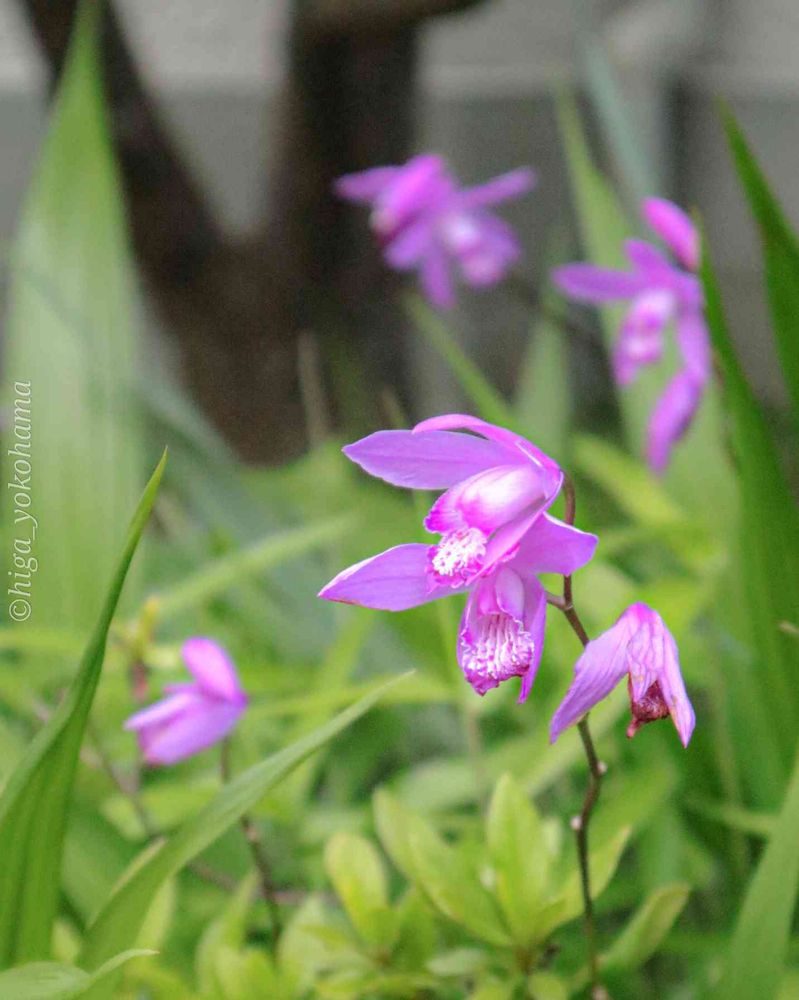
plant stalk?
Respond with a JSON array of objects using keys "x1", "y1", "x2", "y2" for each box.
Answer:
[{"x1": 557, "y1": 474, "x2": 607, "y2": 999}]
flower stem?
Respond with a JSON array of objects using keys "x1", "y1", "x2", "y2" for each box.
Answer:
[
  {"x1": 557, "y1": 475, "x2": 607, "y2": 999},
  {"x1": 220, "y1": 740, "x2": 283, "y2": 941}
]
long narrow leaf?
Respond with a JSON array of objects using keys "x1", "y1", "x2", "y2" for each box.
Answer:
[
  {"x1": 0, "y1": 454, "x2": 166, "y2": 966},
  {"x1": 713, "y1": 744, "x2": 799, "y2": 999},
  {"x1": 723, "y1": 106, "x2": 799, "y2": 426},
  {"x1": 2, "y1": 0, "x2": 142, "y2": 633},
  {"x1": 700, "y1": 230, "x2": 799, "y2": 775}
]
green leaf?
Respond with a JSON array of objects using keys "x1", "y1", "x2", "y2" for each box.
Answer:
[
  {"x1": 0, "y1": 454, "x2": 165, "y2": 966},
  {"x1": 538, "y1": 828, "x2": 630, "y2": 939},
  {"x1": 601, "y1": 883, "x2": 690, "y2": 974},
  {"x1": 526, "y1": 971, "x2": 568, "y2": 1000},
  {"x1": 374, "y1": 791, "x2": 511, "y2": 947},
  {"x1": 2, "y1": 0, "x2": 143, "y2": 634},
  {"x1": 405, "y1": 295, "x2": 517, "y2": 429},
  {"x1": 195, "y1": 874, "x2": 256, "y2": 995},
  {"x1": 79, "y1": 674, "x2": 410, "y2": 984},
  {"x1": 486, "y1": 775, "x2": 549, "y2": 945},
  {"x1": 700, "y1": 227, "x2": 799, "y2": 774},
  {"x1": 0, "y1": 951, "x2": 153, "y2": 1000},
  {"x1": 713, "y1": 744, "x2": 799, "y2": 999},
  {"x1": 324, "y1": 833, "x2": 394, "y2": 949},
  {"x1": 722, "y1": 106, "x2": 799, "y2": 424}
]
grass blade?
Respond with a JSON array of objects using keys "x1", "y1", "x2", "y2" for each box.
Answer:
[
  {"x1": 713, "y1": 744, "x2": 799, "y2": 999},
  {"x1": 0, "y1": 454, "x2": 166, "y2": 965},
  {"x1": 722, "y1": 106, "x2": 799, "y2": 427}
]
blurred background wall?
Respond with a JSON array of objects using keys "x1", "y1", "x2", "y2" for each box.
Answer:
[{"x1": 1, "y1": 0, "x2": 796, "y2": 455}]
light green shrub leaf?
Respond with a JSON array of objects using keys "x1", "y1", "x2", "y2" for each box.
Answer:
[
  {"x1": 324, "y1": 833, "x2": 395, "y2": 949},
  {"x1": 0, "y1": 951, "x2": 153, "y2": 1000},
  {"x1": 486, "y1": 774, "x2": 549, "y2": 944}
]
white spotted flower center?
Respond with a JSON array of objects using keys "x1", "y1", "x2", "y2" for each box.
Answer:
[
  {"x1": 460, "y1": 613, "x2": 534, "y2": 695},
  {"x1": 428, "y1": 527, "x2": 487, "y2": 587}
]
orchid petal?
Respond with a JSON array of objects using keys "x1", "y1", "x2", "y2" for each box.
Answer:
[
  {"x1": 319, "y1": 543, "x2": 461, "y2": 610},
  {"x1": 493, "y1": 565, "x2": 526, "y2": 619},
  {"x1": 457, "y1": 167, "x2": 536, "y2": 211},
  {"x1": 513, "y1": 514, "x2": 598, "y2": 575},
  {"x1": 518, "y1": 578, "x2": 546, "y2": 703},
  {"x1": 642, "y1": 197, "x2": 699, "y2": 271},
  {"x1": 612, "y1": 291, "x2": 674, "y2": 386},
  {"x1": 549, "y1": 612, "x2": 636, "y2": 742},
  {"x1": 124, "y1": 691, "x2": 196, "y2": 733},
  {"x1": 420, "y1": 243, "x2": 456, "y2": 308},
  {"x1": 553, "y1": 263, "x2": 648, "y2": 302},
  {"x1": 181, "y1": 637, "x2": 245, "y2": 703},
  {"x1": 137, "y1": 695, "x2": 246, "y2": 766},
  {"x1": 384, "y1": 218, "x2": 435, "y2": 269},
  {"x1": 334, "y1": 166, "x2": 400, "y2": 203},
  {"x1": 343, "y1": 429, "x2": 510, "y2": 489},
  {"x1": 425, "y1": 463, "x2": 549, "y2": 534},
  {"x1": 646, "y1": 371, "x2": 704, "y2": 475},
  {"x1": 412, "y1": 414, "x2": 561, "y2": 478},
  {"x1": 624, "y1": 239, "x2": 674, "y2": 274},
  {"x1": 675, "y1": 308, "x2": 711, "y2": 382},
  {"x1": 623, "y1": 604, "x2": 695, "y2": 747}
]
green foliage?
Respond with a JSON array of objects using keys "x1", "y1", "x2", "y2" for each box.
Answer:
[
  {"x1": 79, "y1": 674, "x2": 409, "y2": 983},
  {"x1": 0, "y1": 454, "x2": 165, "y2": 967},
  {"x1": 2, "y1": 0, "x2": 143, "y2": 634},
  {"x1": 713, "y1": 747, "x2": 799, "y2": 1000},
  {"x1": 722, "y1": 107, "x2": 799, "y2": 426},
  {"x1": 0, "y1": 952, "x2": 153, "y2": 1000}
]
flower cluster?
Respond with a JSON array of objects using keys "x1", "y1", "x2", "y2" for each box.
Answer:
[
  {"x1": 554, "y1": 198, "x2": 710, "y2": 474},
  {"x1": 319, "y1": 415, "x2": 694, "y2": 745},
  {"x1": 336, "y1": 155, "x2": 534, "y2": 309}
]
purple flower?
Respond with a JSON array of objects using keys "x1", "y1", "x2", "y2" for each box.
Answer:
[
  {"x1": 549, "y1": 603, "x2": 695, "y2": 747},
  {"x1": 319, "y1": 415, "x2": 597, "y2": 699},
  {"x1": 335, "y1": 154, "x2": 535, "y2": 308},
  {"x1": 124, "y1": 638, "x2": 248, "y2": 766},
  {"x1": 332, "y1": 414, "x2": 563, "y2": 590},
  {"x1": 553, "y1": 197, "x2": 711, "y2": 474}
]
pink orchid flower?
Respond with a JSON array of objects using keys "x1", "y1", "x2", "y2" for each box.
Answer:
[
  {"x1": 335, "y1": 154, "x2": 535, "y2": 308},
  {"x1": 550, "y1": 603, "x2": 695, "y2": 747},
  {"x1": 553, "y1": 197, "x2": 711, "y2": 474},
  {"x1": 125, "y1": 638, "x2": 248, "y2": 766},
  {"x1": 319, "y1": 415, "x2": 597, "y2": 699}
]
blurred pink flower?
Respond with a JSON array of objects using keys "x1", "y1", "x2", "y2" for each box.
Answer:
[
  {"x1": 335, "y1": 154, "x2": 535, "y2": 308},
  {"x1": 553, "y1": 197, "x2": 710, "y2": 474},
  {"x1": 550, "y1": 603, "x2": 695, "y2": 747},
  {"x1": 125, "y1": 638, "x2": 247, "y2": 766},
  {"x1": 319, "y1": 414, "x2": 597, "y2": 699}
]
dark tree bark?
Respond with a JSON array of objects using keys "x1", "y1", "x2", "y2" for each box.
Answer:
[{"x1": 18, "y1": 0, "x2": 491, "y2": 461}]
